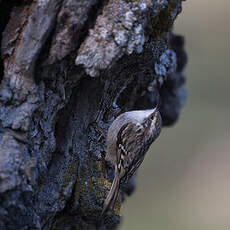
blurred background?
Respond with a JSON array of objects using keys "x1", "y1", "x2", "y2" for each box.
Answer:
[{"x1": 122, "y1": 0, "x2": 230, "y2": 229}]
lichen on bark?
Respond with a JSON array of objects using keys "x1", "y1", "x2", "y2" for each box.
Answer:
[{"x1": 0, "y1": 0, "x2": 187, "y2": 229}]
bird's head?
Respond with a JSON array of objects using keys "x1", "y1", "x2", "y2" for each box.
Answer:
[{"x1": 142, "y1": 107, "x2": 162, "y2": 138}]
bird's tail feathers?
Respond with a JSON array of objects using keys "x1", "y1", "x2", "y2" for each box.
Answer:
[{"x1": 100, "y1": 168, "x2": 120, "y2": 218}]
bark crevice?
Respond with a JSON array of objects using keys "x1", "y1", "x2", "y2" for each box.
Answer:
[{"x1": 0, "y1": 0, "x2": 24, "y2": 84}]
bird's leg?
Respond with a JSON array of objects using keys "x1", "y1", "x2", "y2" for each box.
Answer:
[
  {"x1": 97, "y1": 125, "x2": 106, "y2": 141},
  {"x1": 91, "y1": 122, "x2": 107, "y2": 141}
]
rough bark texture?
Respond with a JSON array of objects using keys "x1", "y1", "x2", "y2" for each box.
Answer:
[{"x1": 0, "y1": 0, "x2": 187, "y2": 229}]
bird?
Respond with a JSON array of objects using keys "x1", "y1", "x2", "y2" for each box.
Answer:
[{"x1": 101, "y1": 106, "x2": 162, "y2": 217}]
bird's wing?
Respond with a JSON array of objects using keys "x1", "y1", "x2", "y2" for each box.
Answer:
[{"x1": 116, "y1": 122, "x2": 145, "y2": 181}]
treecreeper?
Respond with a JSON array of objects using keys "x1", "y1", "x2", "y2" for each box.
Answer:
[{"x1": 101, "y1": 106, "x2": 162, "y2": 218}]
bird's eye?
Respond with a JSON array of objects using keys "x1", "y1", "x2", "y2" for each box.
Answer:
[{"x1": 150, "y1": 114, "x2": 155, "y2": 120}]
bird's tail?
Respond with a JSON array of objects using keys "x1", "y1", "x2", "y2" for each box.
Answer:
[{"x1": 100, "y1": 167, "x2": 120, "y2": 218}]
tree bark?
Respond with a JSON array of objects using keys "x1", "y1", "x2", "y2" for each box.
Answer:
[{"x1": 0, "y1": 0, "x2": 187, "y2": 229}]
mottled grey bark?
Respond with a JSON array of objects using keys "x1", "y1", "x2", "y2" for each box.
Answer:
[{"x1": 0, "y1": 0, "x2": 187, "y2": 229}]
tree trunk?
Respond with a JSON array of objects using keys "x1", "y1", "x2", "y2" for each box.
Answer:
[{"x1": 0, "y1": 0, "x2": 187, "y2": 229}]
